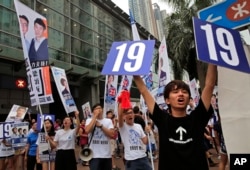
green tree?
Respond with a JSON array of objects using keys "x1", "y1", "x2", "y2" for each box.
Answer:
[{"x1": 160, "y1": 0, "x2": 217, "y2": 89}]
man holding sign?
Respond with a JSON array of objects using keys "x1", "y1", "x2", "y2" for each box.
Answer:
[
  {"x1": 102, "y1": 39, "x2": 216, "y2": 169},
  {"x1": 133, "y1": 64, "x2": 217, "y2": 170}
]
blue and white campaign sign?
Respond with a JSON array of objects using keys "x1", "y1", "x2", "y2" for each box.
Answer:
[
  {"x1": 102, "y1": 40, "x2": 155, "y2": 75},
  {"x1": 193, "y1": 17, "x2": 250, "y2": 73},
  {"x1": 37, "y1": 114, "x2": 55, "y2": 131},
  {"x1": 10, "y1": 122, "x2": 29, "y2": 148},
  {"x1": 0, "y1": 122, "x2": 13, "y2": 139},
  {"x1": 198, "y1": 0, "x2": 250, "y2": 29}
]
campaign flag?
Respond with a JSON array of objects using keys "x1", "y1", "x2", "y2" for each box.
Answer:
[
  {"x1": 189, "y1": 78, "x2": 200, "y2": 106},
  {"x1": 5, "y1": 104, "x2": 28, "y2": 123},
  {"x1": 156, "y1": 36, "x2": 171, "y2": 104},
  {"x1": 140, "y1": 69, "x2": 154, "y2": 113},
  {"x1": 81, "y1": 102, "x2": 92, "y2": 119},
  {"x1": 37, "y1": 132, "x2": 56, "y2": 162},
  {"x1": 10, "y1": 122, "x2": 29, "y2": 148},
  {"x1": 51, "y1": 66, "x2": 77, "y2": 114},
  {"x1": 14, "y1": 0, "x2": 53, "y2": 106},
  {"x1": 36, "y1": 114, "x2": 55, "y2": 131},
  {"x1": 103, "y1": 75, "x2": 118, "y2": 114}
]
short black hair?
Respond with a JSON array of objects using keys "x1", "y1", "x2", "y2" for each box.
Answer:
[
  {"x1": 19, "y1": 15, "x2": 29, "y2": 23},
  {"x1": 92, "y1": 103, "x2": 102, "y2": 111},
  {"x1": 164, "y1": 80, "x2": 191, "y2": 100},
  {"x1": 34, "y1": 18, "x2": 46, "y2": 29},
  {"x1": 133, "y1": 106, "x2": 140, "y2": 114},
  {"x1": 106, "y1": 110, "x2": 113, "y2": 115}
]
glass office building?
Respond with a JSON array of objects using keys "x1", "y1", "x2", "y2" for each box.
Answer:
[{"x1": 0, "y1": 0, "x2": 158, "y2": 119}]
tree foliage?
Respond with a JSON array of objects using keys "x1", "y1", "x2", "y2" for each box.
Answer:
[{"x1": 160, "y1": 0, "x2": 217, "y2": 87}]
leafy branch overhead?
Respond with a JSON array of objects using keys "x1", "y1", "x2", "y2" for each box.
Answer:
[{"x1": 160, "y1": 0, "x2": 216, "y2": 87}]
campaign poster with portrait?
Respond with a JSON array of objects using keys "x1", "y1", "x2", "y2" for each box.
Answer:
[
  {"x1": 189, "y1": 78, "x2": 200, "y2": 106},
  {"x1": 10, "y1": 122, "x2": 29, "y2": 148},
  {"x1": 5, "y1": 104, "x2": 28, "y2": 123},
  {"x1": 51, "y1": 66, "x2": 77, "y2": 114},
  {"x1": 14, "y1": 0, "x2": 54, "y2": 106},
  {"x1": 157, "y1": 36, "x2": 171, "y2": 102},
  {"x1": 103, "y1": 75, "x2": 118, "y2": 114},
  {"x1": 81, "y1": 102, "x2": 92, "y2": 119},
  {"x1": 37, "y1": 132, "x2": 56, "y2": 162},
  {"x1": 140, "y1": 68, "x2": 154, "y2": 113}
]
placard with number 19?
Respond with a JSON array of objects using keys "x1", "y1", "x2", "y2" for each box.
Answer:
[
  {"x1": 0, "y1": 122, "x2": 13, "y2": 139},
  {"x1": 193, "y1": 17, "x2": 250, "y2": 73},
  {"x1": 102, "y1": 40, "x2": 155, "y2": 75}
]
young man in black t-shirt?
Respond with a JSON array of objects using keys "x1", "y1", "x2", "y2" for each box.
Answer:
[{"x1": 133, "y1": 64, "x2": 217, "y2": 170}]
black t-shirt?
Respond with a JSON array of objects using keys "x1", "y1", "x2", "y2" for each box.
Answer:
[{"x1": 150, "y1": 99, "x2": 213, "y2": 170}]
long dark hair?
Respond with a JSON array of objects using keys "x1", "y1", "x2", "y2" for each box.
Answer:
[{"x1": 41, "y1": 119, "x2": 55, "y2": 136}]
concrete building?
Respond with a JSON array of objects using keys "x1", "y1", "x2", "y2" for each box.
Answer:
[{"x1": 129, "y1": 0, "x2": 158, "y2": 39}]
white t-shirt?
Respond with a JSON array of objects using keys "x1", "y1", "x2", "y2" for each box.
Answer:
[
  {"x1": 54, "y1": 129, "x2": 76, "y2": 150},
  {"x1": 0, "y1": 139, "x2": 15, "y2": 157},
  {"x1": 119, "y1": 123, "x2": 147, "y2": 160},
  {"x1": 86, "y1": 118, "x2": 113, "y2": 158}
]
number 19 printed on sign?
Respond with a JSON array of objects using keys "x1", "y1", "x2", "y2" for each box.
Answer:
[
  {"x1": 0, "y1": 122, "x2": 12, "y2": 139},
  {"x1": 102, "y1": 40, "x2": 155, "y2": 75},
  {"x1": 193, "y1": 17, "x2": 250, "y2": 73}
]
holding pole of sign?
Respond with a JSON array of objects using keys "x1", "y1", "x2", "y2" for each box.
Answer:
[{"x1": 37, "y1": 104, "x2": 51, "y2": 170}]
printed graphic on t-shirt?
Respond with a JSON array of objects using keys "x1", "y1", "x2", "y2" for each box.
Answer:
[
  {"x1": 169, "y1": 126, "x2": 193, "y2": 144},
  {"x1": 128, "y1": 129, "x2": 144, "y2": 151},
  {"x1": 92, "y1": 129, "x2": 108, "y2": 145}
]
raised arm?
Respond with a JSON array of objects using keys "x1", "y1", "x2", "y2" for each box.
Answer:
[
  {"x1": 85, "y1": 109, "x2": 99, "y2": 134},
  {"x1": 118, "y1": 103, "x2": 124, "y2": 128},
  {"x1": 133, "y1": 76, "x2": 155, "y2": 114},
  {"x1": 201, "y1": 64, "x2": 217, "y2": 110}
]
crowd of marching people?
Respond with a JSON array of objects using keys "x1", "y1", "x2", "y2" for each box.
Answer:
[
  {"x1": 0, "y1": 103, "x2": 228, "y2": 170},
  {"x1": 1, "y1": 64, "x2": 231, "y2": 170}
]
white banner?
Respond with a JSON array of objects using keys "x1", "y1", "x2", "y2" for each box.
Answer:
[
  {"x1": 14, "y1": 0, "x2": 53, "y2": 106},
  {"x1": 156, "y1": 36, "x2": 171, "y2": 104},
  {"x1": 218, "y1": 66, "x2": 250, "y2": 156},
  {"x1": 51, "y1": 66, "x2": 77, "y2": 114},
  {"x1": 103, "y1": 75, "x2": 118, "y2": 114}
]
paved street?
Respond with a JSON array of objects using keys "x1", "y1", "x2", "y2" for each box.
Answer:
[
  {"x1": 11, "y1": 144, "x2": 229, "y2": 170},
  {"x1": 75, "y1": 145, "x2": 229, "y2": 170}
]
